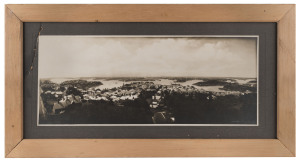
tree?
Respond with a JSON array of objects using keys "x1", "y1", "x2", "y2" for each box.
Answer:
[{"x1": 66, "y1": 87, "x2": 82, "y2": 97}]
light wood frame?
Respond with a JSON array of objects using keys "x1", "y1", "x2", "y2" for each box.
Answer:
[{"x1": 5, "y1": 4, "x2": 295, "y2": 157}]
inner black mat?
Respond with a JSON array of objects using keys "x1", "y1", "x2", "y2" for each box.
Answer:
[{"x1": 23, "y1": 22, "x2": 277, "y2": 139}]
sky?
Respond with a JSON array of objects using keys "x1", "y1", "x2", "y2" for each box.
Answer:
[{"x1": 38, "y1": 36, "x2": 258, "y2": 78}]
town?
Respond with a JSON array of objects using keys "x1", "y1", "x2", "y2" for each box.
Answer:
[{"x1": 39, "y1": 78, "x2": 257, "y2": 124}]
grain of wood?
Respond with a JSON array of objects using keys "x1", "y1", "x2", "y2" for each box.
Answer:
[
  {"x1": 277, "y1": 5, "x2": 296, "y2": 156},
  {"x1": 4, "y1": 4, "x2": 296, "y2": 157},
  {"x1": 5, "y1": 6, "x2": 23, "y2": 156},
  {"x1": 7, "y1": 139, "x2": 293, "y2": 157},
  {"x1": 6, "y1": 4, "x2": 293, "y2": 22}
]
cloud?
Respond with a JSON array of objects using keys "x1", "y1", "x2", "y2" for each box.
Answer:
[{"x1": 39, "y1": 36, "x2": 257, "y2": 78}]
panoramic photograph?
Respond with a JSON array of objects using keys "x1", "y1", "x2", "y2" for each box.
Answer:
[{"x1": 38, "y1": 36, "x2": 258, "y2": 125}]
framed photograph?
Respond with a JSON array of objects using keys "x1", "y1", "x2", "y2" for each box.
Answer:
[
  {"x1": 5, "y1": 4, "x2": 295, "y2": 157},
  {"x1": 37, "y1": 35, "x2": 259, "y2": 126}
]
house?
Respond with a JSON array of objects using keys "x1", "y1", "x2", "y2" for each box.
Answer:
[
  {"x1": 67, "y1": 95, "x2": 74, "y2": 102},
  {"x1": 132, "y1": 94, "x2": 139, "y2": 99},
  {"x1": 73, "y1": 95, "x2": 82, "y2": 103},
  {"x1": 52, "y1": 102, "x2": 64, "y2": 114},
  {"x1": 45, "y1": 91, "x2": 51, "y2": 94},
  {"x1": 113, "y1": 98, "x2": 120, "y2": 102},
  {"x1": 152, "y1": 104, "x2": 158, "y2": 108},
  {"x1": 81, "y1": 90, "x2": 87, "y2": 94},
  {"x1": 88, "y1": 89, "x2": 95, "y2": 97},
  {"x1": 89, "y1": 96, "x2": 96, "y2": 100},
  {"x1": 120, "y1": 96, "x2": 127, "y2": 100},
  {"x1": 65, "y1": 95, "x2": 82, "y2": 104},
  {"x1": 150, "y1": 104, "x2": 158, "y2": 108},
  {"x1": 100, "y1": 97, "x2": 108, "y2": 101},
  {"x1": 59, "y1": 99, "x2": 71, "y2": 107},
  {"x1": 83, "y1": 94, "x2": 89, "y2": 100},
  {"x1": 56, "y1": 91, "x2": 63, "y2": 95},
  {"x1": 152, "y1": 95, "x2": 161, "y2": 100},
  {"x1": 110, "y1": 95, "x2": 117, "y2": 99},
  {"x1": 96, "y1": 89, "x2": 101, "y2": 95}
]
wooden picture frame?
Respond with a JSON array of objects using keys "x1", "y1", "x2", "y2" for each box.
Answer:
[{"x1": 5, "y1": 4, "x2": 295, "y2": 157}]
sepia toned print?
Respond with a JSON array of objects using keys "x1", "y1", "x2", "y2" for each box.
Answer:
[{"x1": 38, "y1": 36, "x2": 258, "y2": 126}]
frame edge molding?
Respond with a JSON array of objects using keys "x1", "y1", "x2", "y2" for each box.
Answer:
[
  {"x1": 4, "y1": 4, "x2": 296, "y2": 158},
  {"x1": 5, "y1": 5, "x2": 24, "y2": 157},
  {"x1": 277, "y1": 5, "x2": 296, "y2": 156},
  {"x1": 6, "y1": 139, "x2": 294, "y2": 157},
  {"x1": 6, "y1": 4, "x2": 294, "y2": 22}
]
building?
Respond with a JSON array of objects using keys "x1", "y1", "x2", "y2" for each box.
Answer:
[{"x1": 52, "y1": 102, "x2": 64, "y2": 114}]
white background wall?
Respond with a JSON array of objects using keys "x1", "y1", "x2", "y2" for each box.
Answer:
[{"x1": 0, "y1": 0, "x2": 299, "y2": 160}]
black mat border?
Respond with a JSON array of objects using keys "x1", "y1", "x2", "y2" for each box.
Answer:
[{"x1": 23, "y1": 22, "x2": 277, "y2": 139}]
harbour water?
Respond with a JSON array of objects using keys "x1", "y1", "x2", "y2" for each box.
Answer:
[{"x1": 49, "y1": 78, "x2": 256, "y2": 93}]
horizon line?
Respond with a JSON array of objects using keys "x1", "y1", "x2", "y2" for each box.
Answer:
[{"x1": 40, "y1": 76, "x2": 257, "y2": 79}]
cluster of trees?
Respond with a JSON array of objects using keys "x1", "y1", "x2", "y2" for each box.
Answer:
[
  {"x1": 194, "y1": 79, "x2": 257, "y2": 93},
  {"x1": 40, "y1": 93, "x2": 60, "y2": 113},
  {"x1": 221, "y1": 83, "x2": 256, "y2": 92},
  {"x1": 65, "y1": 87, "x2": 83, "y2": 97},
  {"x1": 40, "y1": 90, "x2": 155, "y2": 124},
  {"x1": 40, "y1": 80, "x2": 58, "y2": 91},
  {"x1": 193, "y1": 79, "x2": 231, "y2": 86},
  {"x1": 61, "y1": 80, "x2": 102, "y2": 90},
  {"x1": 40, "y1": 87, "x2": 257, "y2": 125},
  {"x1": 164, "y1": 92, "x2": 257, "y2": 124}
]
